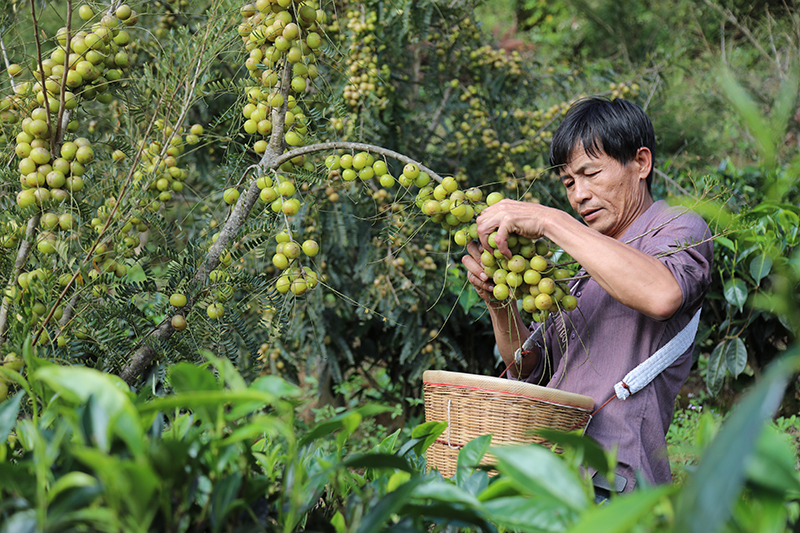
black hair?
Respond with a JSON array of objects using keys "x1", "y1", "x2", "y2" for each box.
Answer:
[{"x1": 549, "y1": 97, "x2": 655, "y2": 191}]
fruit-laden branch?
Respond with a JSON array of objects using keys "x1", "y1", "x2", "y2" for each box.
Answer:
[
  {"x1": 118, "y1": 139, "x2": 445, "y2": 384},
  {"x1": 0, "y1": 214, "x2": 42, "y2": 343},
  {"x1": 276, "y1": 141, "x2": 445, "y2": 184}
]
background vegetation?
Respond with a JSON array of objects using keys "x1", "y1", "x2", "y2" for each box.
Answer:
[{"x1": 0, "y1": 0, "x2": 798, "y2": 531}]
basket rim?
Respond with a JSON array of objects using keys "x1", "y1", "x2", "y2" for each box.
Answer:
[{"x1": 423, "y1": 370, "x2": 595, "y2": 411}]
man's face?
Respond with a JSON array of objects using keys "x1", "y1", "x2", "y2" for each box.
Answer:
[{"x1": 559, "y1": 143, "x2": 652, "y2": 240}]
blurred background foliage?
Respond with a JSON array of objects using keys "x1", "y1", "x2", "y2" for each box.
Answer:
[{"x1": 0, "y1": 0, "x2": 797, "y2": 427}]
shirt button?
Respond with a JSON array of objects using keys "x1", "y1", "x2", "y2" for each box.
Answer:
[
  {"x1": 571, "y1": 332, "x2": 576, "y2": 339},
  {"x1": 576, "y1": 291, "x2": 582, "y2": 297}
]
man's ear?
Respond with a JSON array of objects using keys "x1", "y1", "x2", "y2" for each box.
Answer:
[{"x1": 635, "y1": 147, "x2": 652, "y2": 181}]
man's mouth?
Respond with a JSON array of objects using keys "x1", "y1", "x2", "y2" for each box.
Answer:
[{"x1": 581, "y1": 207, "x2": 601, "y2": 221}]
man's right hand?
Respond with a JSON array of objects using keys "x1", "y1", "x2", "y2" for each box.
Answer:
[{"x1": 462, "y1": 240, "x2": 496, "y2": 305}]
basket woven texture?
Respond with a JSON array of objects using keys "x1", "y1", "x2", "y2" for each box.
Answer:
[{"x1": 423, "y1": 370, "x2": 595, "y2": 478}]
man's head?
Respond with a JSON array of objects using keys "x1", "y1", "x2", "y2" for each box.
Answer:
[
  {"x1": 548, "y1": 97, "x2": 656, "y2": 239},
  {"x1": 549, "y1": 97, "x2": 655, "y2": 192}
]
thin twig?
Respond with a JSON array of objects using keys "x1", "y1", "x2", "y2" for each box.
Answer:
[
  {"x1": 0, "y1": 32, "x2": 17, "y2": 91},
  {"x1": 0, "y1": 214, "x2": 42, "y2": 343},
  {"x1": 29, "y1": 0, "x2": 54, "y2": 155},
  {"x1": 704, "y1": 0, "x2": 782, "y2": 75}
]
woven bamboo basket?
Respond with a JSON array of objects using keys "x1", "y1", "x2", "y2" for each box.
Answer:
[{"x1": 423, "y1": 370, "x2": 595, "y2": 478}]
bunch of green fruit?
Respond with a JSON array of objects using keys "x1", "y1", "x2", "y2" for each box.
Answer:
[{"x1": 271, "y1": 230, "x2": 320, "y2": 297}]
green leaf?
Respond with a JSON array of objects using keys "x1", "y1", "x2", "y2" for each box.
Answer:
[
  {"x1": 47, "y1": 472, "x2": 98, "y2": 505},
  {"x1": 491, "y1": 445, "x2": 588, "y2": 511},
  {"x1": 218, "y1": 415, "x2": 287, "y2": 446},
  {"x1": 674, "y1": 351, "x2": 800, "y2": 533},
  {"x1": 35, "y1": 366, "x2": 144, "y2": 458},
  {"x1": 343, "y1": 453, "x2": 414, "y2": 473},
  {"x1": 200, "y1": 350, "x2": 247, "y2": 391},
  {"x1": 457, "y1": 434, "x2": 491, "y2": 473},
  {"x1": 567, "y1": 485, "x2": 676, "y2": 533},
  {"x1": 210, "y1": 474, "x2": 243, "y2": 533},
  {"x1": 483, "y1": 496, "x2": 574, "y2": 532},
  {"x1": 706, "y1": 341, "x2": 728, "y2": 395},
  {"x1": 355, "y1": 476, "x2": 427, "y2": 533},
  {"x1": 411, "y1": 479, "x2": 483, "y2": 508},
  {"x1": 724, "y1": 337, "x2": 747, "y2": 378},
  {"x1": 410, "y1": 421, "x2": 447, "y2": 456},
  {"x1": 139, "y1": 390, "x2": 277, "y2": 414},
  {"x1": 477, "y1": 476, "x2": 521, "y2": 502},
  {"x1": 749, "y1": 254, "x2": 773, "y2": 284},
  {"x1": 534, "y1": 429, "x2": 611, "y2": 478},
  {"x1": 723, "y1": 278, "x2": 748, "y2": 311},
  {"x1": 169, "y1": 362, "x2": 220, "y2": 393},
  {"x1": 746, "y1": 424, "x2": 800, "y2": 495},
  {"x1": 0, "y1": 390, "x2": 25, "y2": 443}
]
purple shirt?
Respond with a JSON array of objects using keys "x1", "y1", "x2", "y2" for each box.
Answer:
[{"x1": 514, "y1": 200, "x2": 713, "y2": 490}]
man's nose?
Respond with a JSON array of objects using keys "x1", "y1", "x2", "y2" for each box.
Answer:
[{"x1": 570, "y1": 179, "x2": 592, "y2": 204}]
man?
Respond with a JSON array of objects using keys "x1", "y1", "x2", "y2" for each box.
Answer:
[{"x1": 462, "y1": 97, "x2": 713, "y2": 495}]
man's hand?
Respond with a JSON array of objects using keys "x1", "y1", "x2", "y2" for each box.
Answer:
[
  {"x1": 461, "y1": 240, "x2": 496, "y2": 305},
  {"x1": 476, "y1": 199, "x2": 553, "y2": 258}
]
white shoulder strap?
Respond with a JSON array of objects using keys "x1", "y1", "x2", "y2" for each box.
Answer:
[{"x1": 614, "y1": 308, "x2": 702, "y2": 400}]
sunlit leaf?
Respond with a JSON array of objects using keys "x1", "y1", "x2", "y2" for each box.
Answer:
[
  {"x1": 675, "y1": 351, "x2": 800, "y2": 533},
  {"x1": 706, "y1": 341, "x2": 728, "y2": 395},
  {"x1": 723, "y1": 278, "x2": 748, "y2": 311},
  {"x1": 749, "y1": 254, "x2": 772, "y2": 284},
  {"x1": 724, "y1": 337, "x2": 747, "y2": 378}
]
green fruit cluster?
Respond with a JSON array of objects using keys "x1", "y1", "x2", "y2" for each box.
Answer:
[
  {"x1": 133, "y1": 122, "x2": 202, "y2": 209},
  {"x1": 271, "y1": 230, "x2": 320, "y2": 296},
  {"x1": 479, "y1": 236, "x2": 577, "y2": 322},
  {"x1": 324, "y1": 151, "x2": 399, "y2": 189},
  {"x1": 238, "y1": 0, "x2": 324, "y2": 162}
]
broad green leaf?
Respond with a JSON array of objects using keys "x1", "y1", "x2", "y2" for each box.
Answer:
[
  {"x1": 457, "y1": 434, "x2": 491, "y2": 473},
  {"x1": 139, "y1": 390, "x2": 277, "y2": 414},
  {"x1": 411, "y1": 479, "x2": 483, "y2": 508},
  {"x1": 397, "y1": 501, "x2": 495, "y2": 531},
  {"x1": 210, "y1": 474, "x2": 243, "y2": 533},
  {"x1": 724, "y1": 337, "x2": 748, "y2": 378},
  {"x1": 200, "y1": 350, "x2": 246, "y2": 391},
  {"x1": 249, "y1": 375, "x2": 301, "y2": 398},
  {"x1": 723, "y1": 278, "x2": 748, "y2": 311},
  {"x1": 299, "y1": 412, "x2": 358, "y2": 448},
  {"x1": 331, "y1": 511, "x2": 346, "y2": 533},
  {"x1": 534, "y1": 429, "x2": 611, "y2": 478},
  {"x1": 491, "y1": 445, "x2": 588, "y2": 511},
  {"x1": 355, "y1": 476, "x2": 427, "y2": 533},
  {"x1": 343, "y1": 453, "x2": 414, "y2": 473},
  {"x1": 374, "y1": 428, "x2": 401, "y2": 454},
  {"x1": 410, "y1": 421, "x2": 447, "y2": 456},
  {"x1": 715, "y1": 236, "x2": 735, "y2": 252},
  {"x1": 477, "y1": 476, "x2": 520, "y2": 502},
  {"x1": 483, "y1": 495, "x2": 574, "y2": 532},
  {"x1": 35, "y1": 366, "x2": 144, "y2": 457},
  {"x1": 749, "y1": 254, "x2": 773, "y2": 284},
  {"x1": 746, "y1": 424, "x2": 800, "y2": 495},
  {"x1": 386, "y1": 470, "x2": 411, "y2": 492},
  {"x1": 456, "y1": 434, "x2": 492, "y2": 489},
  {"x1": 219, "y1": 416, "x2": 286, "y2": 446},
  {"x1": 674, "y1": 351, "x2": 800, "y2": 533},
  {"x1": 169, "y1": 362, "x2": 220, "y2": 393},
  {"x1": 80, "y1": 394, "x2": 112, "y2": 452},
  {"x1": 567, "y1": 485, "x2": 676, "y2": 533},
  {"x1": 706, "y1": 341, "x2": 728, "y2": 395},
  {"x1": 47, "y1": 472, "x2": 98, "y2": 504},
  {"x1": 0, "y1": 390, "x2": 25, "y2": 443}
]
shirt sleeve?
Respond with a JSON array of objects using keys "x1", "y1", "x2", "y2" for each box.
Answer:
[{"x1": 636, "y1": 209, "x2": 714, "y2": 317}]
